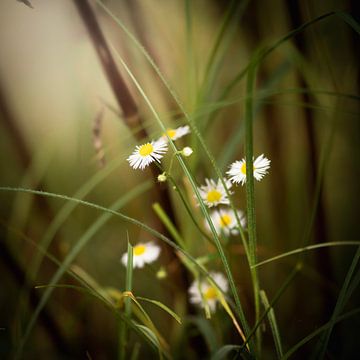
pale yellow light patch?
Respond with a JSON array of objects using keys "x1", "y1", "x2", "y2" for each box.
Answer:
[
  {"x1": 204, "y1": 286, "x2": 217, "y2": 300},
  {"x1": 206, "y1": 190, "x2": 222, "y2": 203},
  {"x1": 134, "y1": 245, "x2": 146, "y2": 256},
  {"x1": 166, "y1": 129, "x2": 176, "y2": 139},
  {"x1": 219, "y1": 214, "x2": 232, "y2": 227},
  {"x1": 139, "y1": 143, "x2": 154, "y2": 157}
]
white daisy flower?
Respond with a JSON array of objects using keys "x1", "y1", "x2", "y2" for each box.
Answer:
[
  {"x1": 127, "y1": 139, "x2": 168, "y2": 170},
  {"x1": 197, "y1": 178, "x2": 232, "y2": 208},
  {"x1": 206, "y1": 208, "x2": 246, "y2": 236},
  {"x1": 161, "y1": 125, "x2": 190, "y2": 142},
  {"x1": 188, "y1": 272, "x2": 229, "y2": 313},
  {"x1": 227, "y1": 154, "x2": 271, "y2": 185},
  {"x1": 121, "y1": 242, "x2": 161, "y2": 268}
]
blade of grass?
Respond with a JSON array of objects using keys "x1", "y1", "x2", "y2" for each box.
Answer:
[
  {"x1": 29, "y1": 155, "x2": 127, "y2": 280},
  {"x1": 186, "y1": 316, "x2": 219, "y2": 353},
  {"x1": 244, "y1": 57, "x2": 262, "y2": 355},
  {"x1": 259, "y1": 290, "x2": 283, "y2": 359},
  {"x1": 253, "y1": 241, "x2": 360, "y2": 268},
  {"x1": 119, "y1": 239, "x2": 134, "y2": 360},
  {"x1": 152, "y1": 202, "x2": 186, "y2": 249},
  {"x1": 312, "y1": 246, "x2": 360, "y2": 358},
  {"x1": 282, "y1": 307, "x2": 360, "y2": 359},
  {"x1": 136, "y1": 296, "x2": 181, "y2": 324}
]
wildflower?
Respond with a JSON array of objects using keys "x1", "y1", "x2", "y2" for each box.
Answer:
[
  {"x1": 188, "y1": 272, "x2": 228, "y2": 313},
  {"x1": 161, "y1": 125, "x2": 190, "y2": 142},
  {"x1": 127, "y1": 139, "x2": 168, "y2": 170},
  {"x1": 198, "y1": 178, "x2": 232, "y2": 207},
  {"x1": 157, "y1": 172, "x2": 167, "y2": 182},
  {"x1": 206, "y1": 208, "x2": 246, "y2": 235},
  {"x1": 181, "y1": 147, "x2": 193, "y2": 157},
  {"x1": 121, "y1": 242, "x2": 161, "y2": 268},
  {"x1": 227, "y1": 154, "x2": 271, "y2": 185}
]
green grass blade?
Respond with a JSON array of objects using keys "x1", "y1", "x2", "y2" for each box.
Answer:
[
  {"x1": 253, "y1": 241, "x2": 360, "y2": 268},
  {"x1": 152, "y1": 202, "x2": 186, "y2": 249},
  {"x1": 282, "y1": 307, "x2": 360, "y2": 359},
  {"x1": 136, "y1": 296, "x2": 181, "y2": 324},
  {"x1": 244, "y1": 58, "x2": 261, "y2": 354},
  {"x1": 186, "y1": 316, "x2": 219, "y2": 353},
  {"x1": 119, "y1": 239, "x2": 134, "y2": 360},
  {"x1": 29, "y1": 156, "x2": 125, "y2": 280},
  {"x1": 312, "y1": 246, "x2": 360, "y2": 358},
  {"x1": 337, "y1": 11, "x2": 360, "y2": 35},
  {"x1": 259, "y1": 290, "x2": 283, "y2": 359}
]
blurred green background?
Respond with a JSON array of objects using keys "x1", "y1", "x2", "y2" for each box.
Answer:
[{"x1": 1, "y1": 0, "x2": 359, "y2": 358}]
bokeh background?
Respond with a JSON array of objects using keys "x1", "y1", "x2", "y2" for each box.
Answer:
[{"x1": 1, "y1": 0, "x2": 359, "y2": 358}]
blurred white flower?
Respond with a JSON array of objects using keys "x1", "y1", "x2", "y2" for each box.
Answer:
[
  {"x1": 121, "y1": 242, "x2": 161, "y2": 268},
  {"x1": 227, "y1": 154, "x2": 271, "y2": 185},
  {"x1": 206, "y1": 208, "x2": 246, "y2": 235},
  {"x1": 198, "y1": 178, "x2": 232, "y2": 207},
  {"x1": 188, "y1": 272, "x2": 228, "y2": 313},
  {"x1": 161, "y1": 125, "x2": 190, "y2": 141},
  {"x1": 127, "y1": 140, "x2": 168, "y2": 170}
]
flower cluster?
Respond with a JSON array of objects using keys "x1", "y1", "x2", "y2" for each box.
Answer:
[
  {"x1": 127, "y1": 125, "x2": 191, "y2": 170},
  {"x1": 125, "y1": 124, "x2": 271, "y2": 313}
]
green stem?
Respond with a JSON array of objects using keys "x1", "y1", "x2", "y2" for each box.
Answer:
[
  {"x1": 244, "y1": 59, "x2": 261, "y2": 355},
  {"x1": 119, "y1": 238, "x2": 133, "y2": 359}
]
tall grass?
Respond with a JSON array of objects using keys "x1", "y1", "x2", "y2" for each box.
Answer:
[{"x1": 0, "y1": 0, "x2": 359, "y2": 359}]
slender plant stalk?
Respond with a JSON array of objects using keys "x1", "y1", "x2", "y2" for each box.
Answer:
[
  {"x1": 119, "y1": 240, "x2": 134, "y2": 359},
  {"x1": 244, "y1": 59, "x2": 262, "y2": 355}
]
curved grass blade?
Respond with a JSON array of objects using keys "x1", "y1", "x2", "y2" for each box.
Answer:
[
  {"x1": 136, "y1": 296, "x2": 181, "y2": 324},
  {"x1": 211, "y1": 344, "x2": 255, "y2": 360},
  {"x1": 119, "y1": 239, "x2": 134, "y2": 359},
  {"x1": 312, "y1": 246, "x2": 360, "y2": 358},
  {"x1": 186, "y1": 316, "x2": 219, "y2": 353},
  {"x1": 259, "y1": 290, "x2": 283, "y2": 359},
  {"x1": 282, "y1": 307, "x2": 360, "y2": 359},
  {"x1": 253, "y1": 241, "x2": 360, "y2": 268},
  {"x1": 29, "y1": 156, "x2": 127, "y2": 280}
]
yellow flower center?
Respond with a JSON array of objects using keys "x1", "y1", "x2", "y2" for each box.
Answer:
[
  {"x1": 139, "y1": 143, "x2": 154, "y2": 157},
  {"x1": 134, "y1": 245, "x2": 146, "y2": 256},
  {"x1": 241, "y1": 162, "x2": 255, "y2": 175},
  {"x1": 219, "y1": 214, "x2": 232, "y2": 227},
  {"x1": 166, "y1": 129, "x2": 176, "y2": 139},
  {"x1": 204, "y1": 286, "x2": 217, "y2": 300},
  {"x1": 206, "y1": 190, "x2": 222, "y2": 203},
  {"x1": 241, "y1": 162, "x2": 247, "y2": 175}
]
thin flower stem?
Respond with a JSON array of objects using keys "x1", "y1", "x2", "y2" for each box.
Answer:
[{"x1": 244, "y1": 59, "x2": 262, "y2": 355}]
